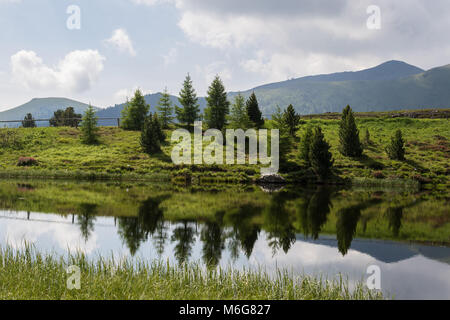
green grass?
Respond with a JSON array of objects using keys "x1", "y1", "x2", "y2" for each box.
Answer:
[
  {"x1": 0, "y1": 246, "x2": 383, "y2": 300},
  {"x1": 0, "y1": 117, "x2": 448, "y2": 189}
]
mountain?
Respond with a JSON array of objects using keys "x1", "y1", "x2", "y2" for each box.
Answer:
[
  {"x1": 0, "y1": 98, "x2": 98, "y2": 127},
  {"x1": 2, "y1": 61, "x2": 450, "y2": 123},
  {"x1": 231, "y1": 61, "x2": 450, "y2": 116}
]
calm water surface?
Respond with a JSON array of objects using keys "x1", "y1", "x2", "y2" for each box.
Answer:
[{"x1": 0, "y1": 180, "x2": 449, "y2": 299}]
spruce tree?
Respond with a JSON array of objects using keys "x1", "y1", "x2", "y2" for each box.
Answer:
[
  {"x1": 156, "y1": 88, "x2": 174, "y2": 129},
  {"x1": 246, "y1": 92, "x2": 264, "y2": 128},
  {"x1": 80, "y1": 105, "x2": 99, "y2": 145},
  {"x1": 176, "y1": 74, "x2": 200, "y2": 127},
  {"x1": 204, "y1": 76, "x2": 230, "y2": 130},
  {"x1": 299, "y1": 127, "x2": 313, "y2": 165},
  {"x1": 22, "y1": 113, "x2": 36, "y2": 128},
  {"x1": 339, "y1": 105, "x2": 363, "y2": 157},
  {"x1": 228, "y1": 94, "x2": 252, "y2": 129},
  {"x1": 386, "y1": 129, "x2": 405, "y2": 160},
  {"x1": 283, "y1": 104, "x2": 300, "y2": 137},
  {"x1": 309, "y1": 127, "x2": 334, "y2": 179},
  {"x1": 141, "y1": 113, "x2": 166, "y2": 154},
  {"x1": 121, "y1": 89, "x2": 150, "y2": 131}
]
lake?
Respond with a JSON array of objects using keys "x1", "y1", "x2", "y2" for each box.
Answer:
[{"x1": 0, "y1": 180, "x2": 448, "y2": 299}]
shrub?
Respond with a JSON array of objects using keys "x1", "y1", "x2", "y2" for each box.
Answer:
[
  {"x1": 309, "y1": 126, "x2": 334, "y2": 179},
  {"x1": 80, "y1": 105, "x2": 99, "y2": 145},
  {"x1": 17, "y1": 157, "x2": 38, "y2": 167},
  {"x1": 121, "y1": 89, "x2": 150, "y2": 131},
  {"x1": 339, "y1": 105, "x2": 363, "y2": 157},
  {"x1": 140, "y1": 113, "x2": 165, "y2": 154},
  {"x1": 386, "y1": 130, "x2": 406, "y2": 160}
]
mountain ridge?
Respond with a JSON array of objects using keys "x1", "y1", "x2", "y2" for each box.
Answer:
[{"x1": 1, "y1": 60, "x2": 450, "y2": 123}]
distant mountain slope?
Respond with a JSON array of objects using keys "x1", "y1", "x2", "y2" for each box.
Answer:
[
  {"x1": 2, "y1": 61, "x2": 450, "y2": 124},
  {"x1": 0, "y1": 98, "x2": 98, "y2": 126},
  {"x1": 231, "y1": 62, "x2": 450, "y2": 115}
]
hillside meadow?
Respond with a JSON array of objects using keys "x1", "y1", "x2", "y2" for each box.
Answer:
[{"x1": 0, "y1": 117, "x2": 448, "y2": 190}]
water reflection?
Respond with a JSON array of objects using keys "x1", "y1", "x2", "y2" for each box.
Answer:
[{"x1": 0, "y1": 181, "x2": 449, "y2": 299}]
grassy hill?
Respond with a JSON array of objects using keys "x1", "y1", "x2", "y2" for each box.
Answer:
[{"x1": 0, "y1": 115, "x2": 447, "y2": 190}]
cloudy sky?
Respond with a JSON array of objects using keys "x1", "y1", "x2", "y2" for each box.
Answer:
[{"x1": 0, "y1": 0, "x2": 449, "y2": 110}]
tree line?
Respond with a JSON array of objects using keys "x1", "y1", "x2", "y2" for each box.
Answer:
[{"x1": 19, "y1": 73, "x2": 406, "y2": 180}]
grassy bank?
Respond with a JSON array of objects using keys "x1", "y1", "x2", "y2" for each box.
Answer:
[
  {"x1": 0, "y1": 117, "x2": 448, "y2": 189},
  {"x1": 0, "y1": 246, "x2": 382, "y2": 300}
]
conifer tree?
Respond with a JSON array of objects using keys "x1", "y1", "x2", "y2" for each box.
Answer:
[
  {"x1": 283, "y1": 104, "x2": 300, "y2": 137},
  {"x1": 228, "y1": 94, "x2": 252, "y2": 129},
  {"x1": 121, "y1": 89, "x2": 150, "y2": 131},
  {"x1": 204, "y1": 76, "x2": 230, "y2": 130},
  {"x1": 246, "y1": 92, "x2": 264, "y2": 128},
  {"x1": 22, "y1": 113, "x2": 36, "y2": 128},
  {"x1": 339, "y1": 105, "x2": 363, "y2": 157},
  {"x1": 80, "y1": 105, "x2": 99, "y2": 145},
  {"x1": 386, "y1": 129, "x2": 405, "y2": 160},
  {"x1": 140, "y1": 113, "x2": 166, "y2": 154},
  {"x1": 299, "y1": 127, "x2": 313, "y2": 165},
  {"x1": 156, "y1": 88, "x2": 174, "y2": 129},
  {"x1": 176, "y1": 74, "x2": 200, "y2": 127},
  {"x1": 309, "y1": 127, "x2": 334, "y2": 179}
]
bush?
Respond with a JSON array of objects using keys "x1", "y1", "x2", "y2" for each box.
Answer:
[
  {"x1": 80, "y1": 105, "x2": 99, "y2": 145},
  {"x1": 339, "y1": 105, "x2": 363, "y2": 157},
  {"x1": 121, "y1": 89, "x2": 150, "y2": 131},
  {"x1": 386, "y1": 130, "x2": 406, "y2": 161},
  {"x1": 309, "y1": 126, "x2": 334, "y2": 179},
  {"x1": 17, "y1": 157, "x2": 38, "y2": 167},
  {"x1": 140, "y1": 113, "x2": 165, "y2": 154}
]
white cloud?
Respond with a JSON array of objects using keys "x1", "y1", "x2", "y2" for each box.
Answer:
[
  {"x1": 11, "y1": 50, "x2": 105, "y2": 93},
  {"x1": 195, "y1": 61, "x2": 232, "y2": 90},
  {"x1": 162, "y1": 47, "x2": 178, "y2": 66},
  {"x1": 114, "y1": 86, "x2": 150, "y2": 102},
  {"x1": 132, "y1": 0, "x2": 450, "y2": 82},
  {"x1": 105, "y1": 28, "x2": 137, "y2": 57}
]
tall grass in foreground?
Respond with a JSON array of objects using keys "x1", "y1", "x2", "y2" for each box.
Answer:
[{"x1": 0, "y1": 246, "x2": 383, "y2": 300}]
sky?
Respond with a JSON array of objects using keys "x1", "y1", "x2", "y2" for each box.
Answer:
[{"x1": 0, "y1": 0, "x2": 449, "y2": 111}]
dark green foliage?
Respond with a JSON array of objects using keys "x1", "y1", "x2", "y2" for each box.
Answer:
[
  {"x1": 204, "y1": 76, "x2": 230, "y2": 130},
  {"x1": 22, "y1": 113, "x2": 36, "y2": 128},
  {"x1": 228, "y1": 94, "x2": 252, "y2": 129},
  {"x1": 121, "y1": 90, "x2": 150, "y2": 131},
  {"x1": 49, "y1": 107, "x2": 82, "y2": 127},
  {"x1": 140, "y1": 113, "x2": 165, "y2": 154},
  {"x1": 176, "y1": 74, "x2": 201, "y2": 127},
  {"x1": 246, "y1": 92, "x2": 264, "y2": 128},
  {"x1": 283, "y1": 104, "x2": 300, "y2": 137},
  {"x1": 339, "y1": 105, "x2": 363, "y2": 157},
  {"x1": 386, "y1": 129, "x2": 405, "y2": 160},
  {"x1": 272, "y1": 106, "x2": 292, "y2": 167},
  {"x1": 80, "y1": 105, "x2": 99, "y2": 145},
  {"x1": 299, "y1": 127, "x2": 313, "y2": 165},
  {"x1": 156, "y1": 88, "x2": 174, "y2": 129},
  {"x1": 309, "y1": 127, "x2": 334, "y2": 179}
]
